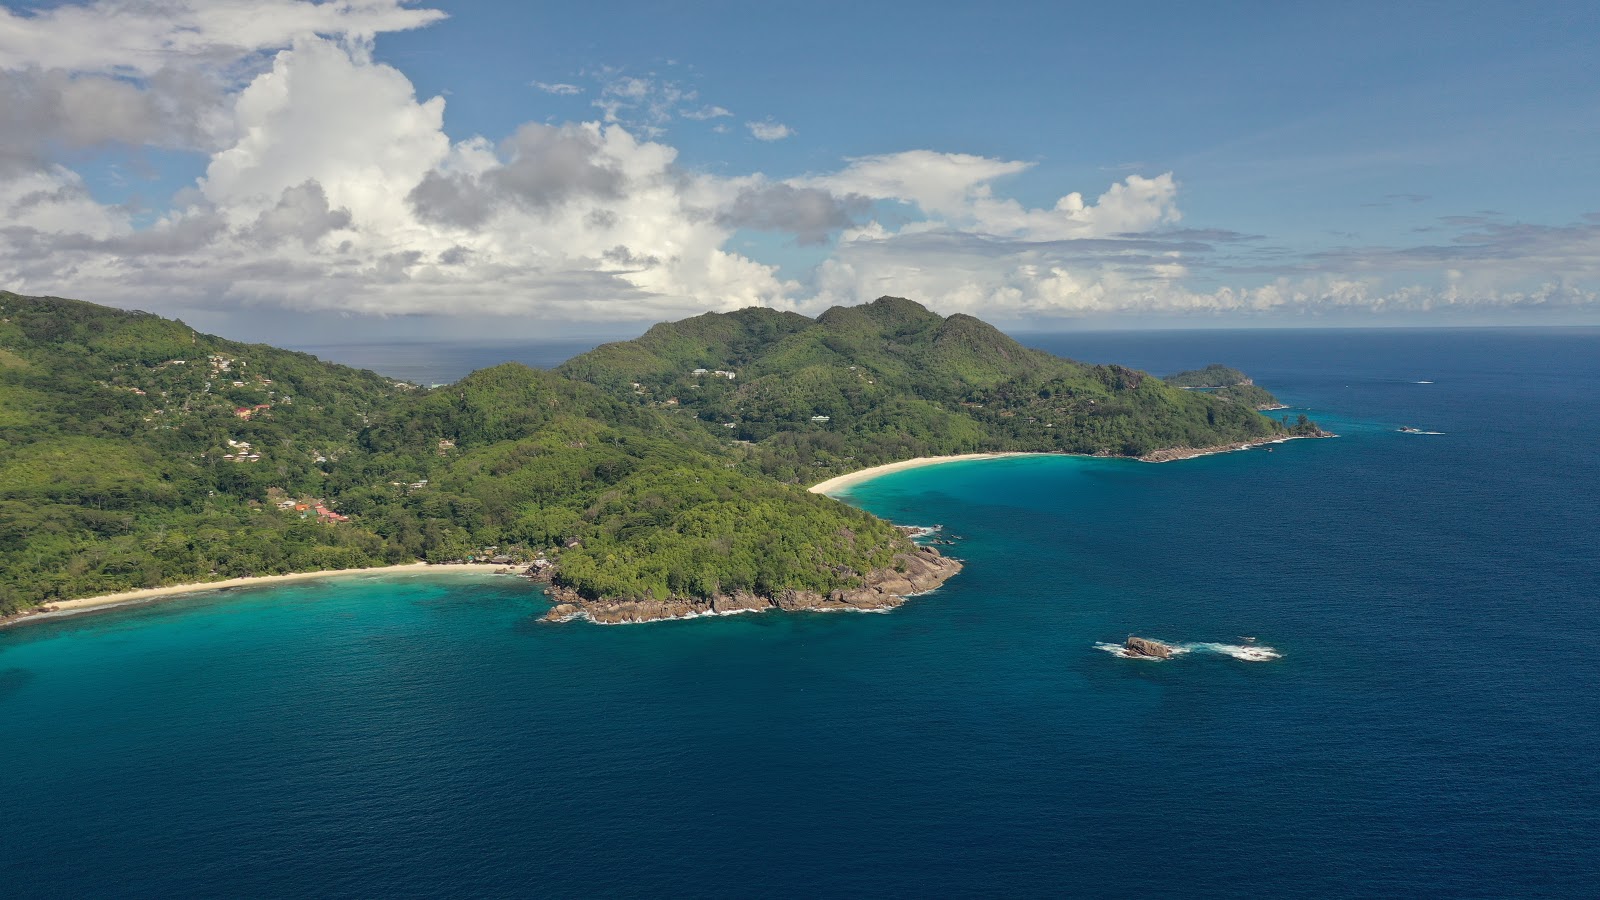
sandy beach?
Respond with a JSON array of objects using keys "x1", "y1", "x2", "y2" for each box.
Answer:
[
  {"x1": 808, "y1": 452, "x2": 1048, "y2": 495},
  {"x1": 1, "y1": 562, "x2": 517, "y2": 630},
  {"x1": 808, "y1": 433, "x2": 1336, "y2": 495}
]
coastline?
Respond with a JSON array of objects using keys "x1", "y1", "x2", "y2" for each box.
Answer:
[
  {"x1": 807, "y1": 432, "x2": 1335, "y2": 495},
  {"x1": 0, "y1": 562, "x2": 517, "y2": 631},
  {"x1": 1136, "y1": 432, "x2": 1333, "y2": 463},
  {"x1": 9, "y1": 437, "x2": 1334, "y2": 632},
  {"x1": 807, "y1": 452, "x2": 1047, "y2": 495},
  {"x1": 541, "y1": 545, "x2": 962, "y2": 625}
]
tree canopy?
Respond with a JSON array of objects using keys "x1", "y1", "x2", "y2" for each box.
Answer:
[{"x1": 0, "y1": 291, "x2": 1311, "y2": 614}]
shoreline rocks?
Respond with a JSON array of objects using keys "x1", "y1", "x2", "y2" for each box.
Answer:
[
  {"x1": 540, "y1": 545, "x2": 962, "y2": 625},
  {"x1": 1138, "y1": 431, "x2": 1335, "y2": 463}
]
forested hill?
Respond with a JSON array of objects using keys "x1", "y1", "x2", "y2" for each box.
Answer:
[
  {"x1": 1162, "y1": 364, "x2": 1284, "y2": 410},
  {"x1": 0, "y1": 291, "x2": 1314, "y2": 615},
  {"x1": 0, "y1": 293, "x2": 909, "y2": 612},
  {"x1": 560, "y1": 296, "x2": 1306, "y2": 483},
  {"x1": 1, "y1": 291, "x2": 416, "y2": 609}
]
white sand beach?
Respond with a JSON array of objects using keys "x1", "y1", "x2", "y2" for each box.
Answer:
[
  {"x1": 807, "y1": 452, "x2": 1048, "y2": 495},
  {"x1": 2, "y1": 562, "x2": 516, "y2": 629}
]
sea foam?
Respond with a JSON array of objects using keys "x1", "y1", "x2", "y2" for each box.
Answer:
[{"x1": 1181, "y1": 642, "x2": 1283, "y2": 661}]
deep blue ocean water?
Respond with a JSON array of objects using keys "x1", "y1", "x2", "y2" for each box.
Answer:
[
  {"x1": 4, "y1": 329, "x2": 1599, "y2": 897},
  {"x1": 286, "y1": 339, "x2": 597, "y2": 386}
]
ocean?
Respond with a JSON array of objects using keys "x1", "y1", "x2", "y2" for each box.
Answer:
[{"x1": 4, "y1": 328, "x2": 1598, "y2": 897}]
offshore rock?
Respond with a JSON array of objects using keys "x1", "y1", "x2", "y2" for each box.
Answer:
[
  {"x1": 540, "y1": 545, "x2": 962, "y2": 624},
  {"x1": 1124, "y1": 636, "x2": 1175, "y2": 659}
]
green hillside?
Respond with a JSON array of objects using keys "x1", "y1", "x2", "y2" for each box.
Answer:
[
  {"x1": 1164, "y1": 363, "x2": 1285, "y2": 409},
  {"x1": 1, "y1": 291, "x2": 1315, "y2": 616},
  {"x1": 0, "y1": 293, "x2": 907, "y2": 612},
  {"x1": 560, "y1": 296, "x2": 1298, "y2": 483},
  {"x1": 0, "y1": 291, "x2": 417, "y2": 609}
]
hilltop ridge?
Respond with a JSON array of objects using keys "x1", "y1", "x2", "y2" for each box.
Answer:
[{"x1": 559, "y1": 296, "x2": 1302, "y2": 483}]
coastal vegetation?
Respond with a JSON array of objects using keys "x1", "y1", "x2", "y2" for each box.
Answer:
[
  {"x1": 1163, "y1": 363, "x2": 1284, "y2": 409},
  {"x1": 0, "y1": 291, "x2": 1313, "y2": 616},
  {"x1": 559, "y1": 297, "x2": 1292, "y2": 483}
]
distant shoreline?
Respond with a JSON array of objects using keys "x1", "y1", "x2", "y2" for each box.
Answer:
[
  {"x1": 808, "y1": 434, "x2": 1334, "y2": 495},
  {"x1": 0, "y1": 563, "x2": 516, "y2": 631},
  {"x1": 808, "y1": 453, "x2": 1048, "y2": 495}
]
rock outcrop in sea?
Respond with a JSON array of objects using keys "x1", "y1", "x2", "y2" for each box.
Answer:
[
  {"x1": 540, "y1": 545, "x2": 961, "y2": 625},
  {"x1": 1123, "y1": 636, "x2": 1176, "y2": 658}
]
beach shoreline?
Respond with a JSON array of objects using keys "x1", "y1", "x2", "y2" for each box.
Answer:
[
  {"x1": 807, "y1": 452, "x2": 1049, "y2": 495},
  {"x1": 0, "y1": 563, "x2": 518, "y2": 631},
  {"x1": 808, "y1": 433, "x2": 1336, "y2": 495}
]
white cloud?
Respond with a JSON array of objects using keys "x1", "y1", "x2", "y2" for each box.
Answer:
[
  {"x1": 0, "y1": 0, "x2": 1594, "y2": 330},
  {"x1": 532, "y1": 81, "x2": 582, "y2": 95},
  {"x1": 592, "y1": 72, "x2": 693, "y2": 136},
  {"x1": 0, "y1": 29, "x2": 795, "y2": 324},
  {"x1": 682, "y1": 105, "x2": 733, "y2": 120},
  {"x1": 747, "y1": 120, "x2": 793, "y2": 141},
  {"x1": 814, "y1": 150, "x2": 1031, "y2": 217},
  {"x1": 0, "y1": 1, "x2": 445, "y2": 75},
  {"x1": 0, "y1": 165, "x2": 129, "y2": 238},
  {"x1": 202, "y1": 38, "x2": 449, "y2": 231}
]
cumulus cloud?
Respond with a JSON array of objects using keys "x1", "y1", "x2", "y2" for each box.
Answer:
[
  {"x1": 0, "y1": 0, "x2": 1594, "y2": 329},
  {"x1": 0, "y1": 13, "x2": 799, "y2": 324},
  {"x1": 0, "y1": 1, "x2": 445, "y2": 75},
  {"x1": 747, "y1": 120, "x2": 793, "y2": 141},
  {"x1": 717, "y1": 184, "x2": 871, "y2": 245},
  {"x1": 0, "y1": 0, "x2": 444, "y2": 180},
  {"x1": 410, "y1": 123, "x2": 629, "y2": 227},
  {"x1": 813, "y1": 150, "x2": 1031, "y2": 217},
  {"x1": 202, "y1": 37, "x2": 449, "y2": 231},
  {"x1": 245, "y1": 180, "x2": 352, "y2": 246},
  {"x1": 532, "y1": 81, "x2": 582, "y2": 95}
]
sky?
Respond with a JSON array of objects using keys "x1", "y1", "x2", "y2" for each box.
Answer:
[{"x1": 2, "y1": 0, "x2": 1598, "y2": 343}]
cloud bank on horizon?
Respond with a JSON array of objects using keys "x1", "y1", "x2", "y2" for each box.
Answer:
[{"x1": 1, "y1": 0, "x2": 1596, "y2": 331}]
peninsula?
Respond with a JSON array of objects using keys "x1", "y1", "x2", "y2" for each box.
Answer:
[{"x1": 0, "y1": 291, "x2": 1323, "y2": 624}]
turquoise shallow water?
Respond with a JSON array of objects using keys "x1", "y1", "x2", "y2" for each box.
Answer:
[{"x1": 4, "y1": 329, "x2": 1599, "y2": 896}]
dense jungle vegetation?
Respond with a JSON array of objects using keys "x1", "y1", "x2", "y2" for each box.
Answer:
[
  {"x1": 0, "y1": 291, "x2": 1307, "y2": 613},
  {"x1": 560, "y1": 296, "x2": 1306, "y2": 483},
  {"x1": 1163, "y1": 363, "x2": 1284, "y2": 409}
]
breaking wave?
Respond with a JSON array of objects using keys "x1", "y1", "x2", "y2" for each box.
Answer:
[{"x1": 1182, "y1": 642, "x2": 1283, "y2": 661}]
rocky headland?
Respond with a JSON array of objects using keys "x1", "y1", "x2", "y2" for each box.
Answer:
[
  {"x1": 1137, "y1": 430, "x2": 1335, "y2": 463},
  {"x1": 541, "y1": 545, "x2": 961, "y2": 625}
]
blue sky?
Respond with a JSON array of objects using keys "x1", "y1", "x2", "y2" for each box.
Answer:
[{"x1": 1, "y1": 0, "x2": 1596, "y2": 341}]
